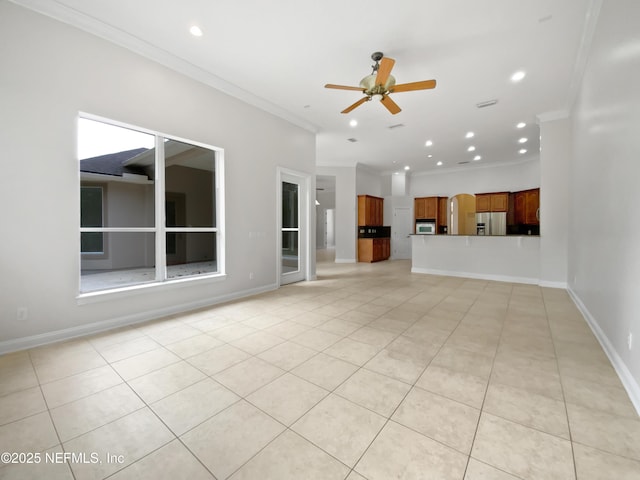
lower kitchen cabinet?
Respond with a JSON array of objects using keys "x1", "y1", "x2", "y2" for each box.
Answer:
[{"x1": 358, "y1": 237, "x2": 390, "y2": 263}]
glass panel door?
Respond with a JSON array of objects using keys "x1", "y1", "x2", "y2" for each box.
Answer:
[
  {"x1": 282, "y1": 181, "x2": 299, "y2": 275},
  {"x1": 280, "y1": 172, "x2": 306, "y2": 285}
]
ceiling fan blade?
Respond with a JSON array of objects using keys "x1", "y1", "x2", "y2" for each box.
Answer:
[
  {"x1": 341, "y1": 96, "x2": 369, "y2": 114},
  {"x1": 380, "y1": 95, "x2": 401, "y2": 114},
  {"x1": 389, "y1": 79, "x2": 437, "y2": 93},
  {"x1": 325, "y1": 84, "x2": 365, "y2": 91},
  {"x1": 375, "y1": 57, "x2": 395, "y2": 86}
]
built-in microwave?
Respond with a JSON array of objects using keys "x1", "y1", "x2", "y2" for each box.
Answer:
[{"x1": 416, "y1": 222, "x2": 436, "y2": 235}]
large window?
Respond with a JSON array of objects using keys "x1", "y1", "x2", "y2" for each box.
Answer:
[{"x1": 78, "y1": 116, "x2": 223, "y2": 293}]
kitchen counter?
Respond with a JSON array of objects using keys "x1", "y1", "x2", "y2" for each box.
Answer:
[{"x1": 411, "y1": 234, "x2": 541, "y2": 284}]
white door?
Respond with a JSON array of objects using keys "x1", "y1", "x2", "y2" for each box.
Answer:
[
  {"x1": 279, "y1": 170, "x2": 308, "y2": 285},
  {"x1": 393, "y1": 207, "x2": 412, "y2": 259}
]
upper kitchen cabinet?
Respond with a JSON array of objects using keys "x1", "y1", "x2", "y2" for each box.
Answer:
[
  {"x1": 414, "y1": 196, "x2": 438, "y2": 220},
  {"x1": 358, "y1": 195, "x2": 384, "y2": 226},
  {"x1": 514, "y1": 188, "x2": 540, "y2": 225},
  {"x1": 476, "y1": 192, "x2": 509, "y2": 212}
]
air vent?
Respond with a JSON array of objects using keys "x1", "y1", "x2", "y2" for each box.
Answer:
[
  {"x1": 347, "y1": 138, "x2": 358, "y2": 143},
  {"x1": 458, "y1": 161, "x2": 470, "y2": 165},
  {"x1": 476, "y1": 99, "x2": 498, "y2": 108},
  {"x1": 388, "y1": 124, "x2": 405, "y2": 130}
]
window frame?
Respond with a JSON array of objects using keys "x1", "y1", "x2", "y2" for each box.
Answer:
[{"x1": 78, "y1": 113, "x2": 225, "y2": 299}]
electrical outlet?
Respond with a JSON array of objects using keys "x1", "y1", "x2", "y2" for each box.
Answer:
[
  {"x1": 249, "y1": 272, "x2": 254, "y2": 280},
  {"x1": 17, "y1": 307, "x2": 28, "y2": 321},
  {"x1": 628, "y1": 332, "x2": 633, "y2": 350}
]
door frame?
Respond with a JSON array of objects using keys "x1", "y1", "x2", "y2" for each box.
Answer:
[{"x1": 276, "y1": 167, "x2": 313, "y2": 286}]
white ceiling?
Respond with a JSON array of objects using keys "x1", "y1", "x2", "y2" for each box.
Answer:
[{"x1": 15, "y1": 0, "x2": 594, "y2": 174}]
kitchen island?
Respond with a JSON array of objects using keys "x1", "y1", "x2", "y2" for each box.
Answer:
[{"x1": 411, "y1": 234, "x2": 541, "y2": 284}]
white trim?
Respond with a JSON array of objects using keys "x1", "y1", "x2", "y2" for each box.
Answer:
[
  {"x1": 404, "y1": 155, "x2": 539, "y2": 178},
  {"x1": 12, "y1": 0, "x2": 317, "y2": 134},
  {"x1": 1, "y1": 282, "x2": 278, "y2": 356},
  {"x1": 411, "y1": 267, "x2": 539, "y2": 285},
  {"x1": 335, "y1": 258, "x2": 357, "y2": 264},
  {"x1": 277, "y1": 167, "x2": 313, "y2": 285},
  {"x1": 567, "y1": 287, "x2": 640, "y2": 416},
  {"x1": 539, "y1": 280, "x2": 568, "y2": 289},
  {"x1": 155, "y1": 135, "x2": 166, "y2": 282},
  {"x1": 77, "y1": 273, "x2": 227, "y2": 305},
  {"x1": 536, "y1": 110, "x2": 570, "y2": 123}
]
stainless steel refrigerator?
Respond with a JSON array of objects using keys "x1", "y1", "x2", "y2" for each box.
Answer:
[{"x1": 476, "y1": 212, "x2": 507, "y2": 236}]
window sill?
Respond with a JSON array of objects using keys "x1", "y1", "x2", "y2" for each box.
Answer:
[{"x1": 76, "y1": 273, "x2": 227, "y2": 305}]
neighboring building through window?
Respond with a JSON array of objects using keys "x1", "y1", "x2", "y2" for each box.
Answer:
[
  {"x1": 80, "y1": 185, "x2": 104, "y2": 254},
  {"x1": 78, "y1": 116, "x2": 223, "y2": 293}
]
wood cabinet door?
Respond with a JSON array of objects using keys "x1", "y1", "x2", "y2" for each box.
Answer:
[
  {"x1": 476, "y1": 194, "x2": 491, "y2": 212},
  {"x1": 438, "y1": 197, "x2": 448, "y2": 227},
  {"x1": 375, "y1": 197, "x2": 384, "y2": 225},
  {"x1": 358, "y1": 195, "x2": 384, "y2": 226},
  {"x1": 357, "y1": 196, "x2": 366, "y2": 226},
  {"x1": 425, "y1": 197, "x2": 438, "y2": 218},
  {"x1": 490, "y1": 193, "x2": 508, "y2": 212},
  {"x1": 525, "y1": 189, "x2": 540, "y2": 224},
  {"x1": 414, "y1": 198, "x2": 426, "y2": 219},
  {"x1": 514, "y1": 192, "x2": 525, "y2": 224}
]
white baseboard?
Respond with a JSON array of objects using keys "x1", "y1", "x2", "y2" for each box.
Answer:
[
  {"x1": 335, "y1": 258, "x2": 356, "y2": 264},
  {"x1": 567, "y1": 287, "x2": 640, "y2": 416},
  {"x1": 539, "y1": 280, "x2": 568, "y2": 289},
  {"x1": 0, "y1": 283, "x2": 278, "y2": 355},
  {"x1": 411, "y1": 267, "x2": 539, "y2": 285}
]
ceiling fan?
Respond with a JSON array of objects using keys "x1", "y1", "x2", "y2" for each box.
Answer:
[{"x1": 325, "y1": 52, "x2": 436, "y2": 115}]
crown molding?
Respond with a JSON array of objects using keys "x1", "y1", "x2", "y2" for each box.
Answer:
[{"x1": 10, "y1": 0, "x2": 319, "y2": 133}]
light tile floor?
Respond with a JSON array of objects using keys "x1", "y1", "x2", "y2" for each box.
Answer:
[{"x1": 1, "y1": 251, "x2": 639, "y2": 479}]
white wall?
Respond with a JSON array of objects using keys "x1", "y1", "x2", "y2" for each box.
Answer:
[
  {"x1": 538, "y1": 116, "x2": 571, "y2": 287},
  {"x1": 355, "y1": 164, "x2": 383, "y2": 196},
  {"x1": 568, "y1": 0, "x2": 640, "y2": 407},
  {"x1": 316, "y1": 166, "x2": 357, "y2": 262},
  {"x1": 410, "y1": 158, "x2": 540, "y2": 198},
  {"x1": 0, "y1": 3, "x2": 315, "y2": 350},
  {"x1": 315, "y1": 190, "x2": 336, "y2": 248}
]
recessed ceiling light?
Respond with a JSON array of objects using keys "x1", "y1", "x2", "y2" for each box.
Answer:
[
  {"x1": 518, "y1": 137, "x2": 528, "y2": 143},
  {"x1": 517, "y1": 122, "x2": 526, "y2": 129},
  {"x1": 425, "y1": 140, "x2": 433, "y2": 147},
  {"x1": 467, "y1": 146, "x2": 476, "y2": 152},
  {"x1": 473, "y1": 155, "x2": 482, "y2": 161},
  {"x1": 427, "y1": 154, "x2": 433, "y2": 158},
  {"x1": 511, "y1": 70, "x2": 526, "y2": 82},
  {"x1": 519, "y1": 149, "x2": 527, "y2": 154},
  {"x1": 189, "y1": 25, "x2": 203, "y2": 37},
  {"x1": 404, "y1": 166, "x2": 410, "y2": 171},
  {"x1": 465, "y1": 132, "x2": 474, "y2": 139},
  {"x1": 349, "y1": 119, "x2": 358, "y2": 127},
  {"x1": 436, "y1": 161, "x2": 443, "y2": 166}
]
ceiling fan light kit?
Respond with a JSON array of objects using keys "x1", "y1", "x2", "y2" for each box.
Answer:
[{"x1": 325, "y1": 51, "x2": 436, "y2": 115}]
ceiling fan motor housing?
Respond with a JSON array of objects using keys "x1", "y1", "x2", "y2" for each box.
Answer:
[{"x1": 359, "y1": 74, "x2": 396, "y2": 95}]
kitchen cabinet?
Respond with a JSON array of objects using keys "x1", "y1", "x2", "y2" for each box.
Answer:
[
  {"x1": 414, "y1": 196, "x2": 448, "y2": 233},
  {"x1": 514, "y1": 188, "x2": 540, "y2": 225},
  {"x1": 358, "y1": 195, "x2": 383, "y2": 226},
  {"x1": 438, "y1": 197, "x2": 449, "y2": 228},
  {"x1": 414, "y1": 196, "x2": 438, "y2": 220},
  {"x1": 476, "y1": 192, "x2": 508, "y2": 212},
  {"x1": 358, "y1": 237, "x2": 390, "y2": 263},
  {"x1": 475, "y1": 194, "x2": 491, "y2": 213}
]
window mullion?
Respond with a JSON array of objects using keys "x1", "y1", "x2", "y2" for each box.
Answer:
[{"x1": 155, "y1": 135, "x2": 166, "y2": 282}]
